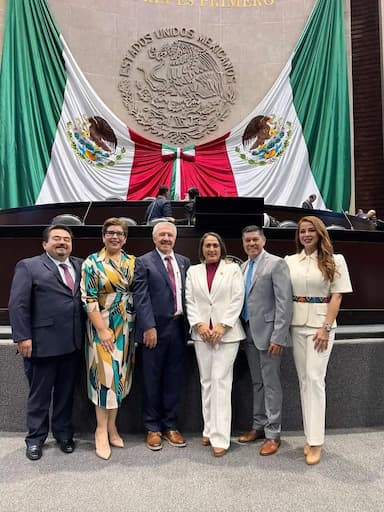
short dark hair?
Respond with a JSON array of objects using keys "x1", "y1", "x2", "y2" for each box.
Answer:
[
  {"x1": 198, "y1": 232, "x2": 227, "y2": 262},
  {"x1": 102, "y1": 217, "x2": 128, "y2": 236},
  {"x1": 158, "y1": 185, "x2": 169, "y2": 196},
  {"x1": 241, "y1": 225, "x2": 265, "y2": 238},
  {"x1": 42, "y1": 224, "x2": 73, "y2": 242},
  {"x1": 188, "y1": 187, "x2": 199, "y2": 200},
  {"x1": 309, "y1": 194, "x2": 317, "y2": 201}
]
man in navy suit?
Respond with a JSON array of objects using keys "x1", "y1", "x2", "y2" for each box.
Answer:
[
  {"x1": 301, "y1": 194, "x2": 317, "y2": 209},
  {"x1": 133, "y1": 221, "x2": 190, "y2": 450},
  {"x1": 8, "y1": 225, "x2": 84, "y2": 461},
  {"x1": 144, "y1": 185, "x2": 174, "y2": 223}
]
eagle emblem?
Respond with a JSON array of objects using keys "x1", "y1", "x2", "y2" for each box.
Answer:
[
  {"x1": 235, "y1": 115, "x2": 292, "y2": 166},
  {"x1": 66, "y1": 116, "x2": 125, "y2": 167}
]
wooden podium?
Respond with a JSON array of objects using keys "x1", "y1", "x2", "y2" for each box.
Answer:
[{"x1": 195, "y1": 197, "x2": 264, "y2": 233}]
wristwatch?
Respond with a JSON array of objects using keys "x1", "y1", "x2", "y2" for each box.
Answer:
[{"x1": 322, "y1": 323, "x2": 332, "y2": 332}]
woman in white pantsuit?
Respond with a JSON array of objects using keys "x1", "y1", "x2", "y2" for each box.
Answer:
[
  {"x1": 186, "y1": 232, "x2": 245, "y2": 457},
  {"x1": 285, "y1": 216, "x2": 352, "y2": 465}
]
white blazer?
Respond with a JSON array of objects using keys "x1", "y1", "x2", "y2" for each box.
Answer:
[
  {"x1": 186, "y1": 260, "x2": 245, "y2": 342},
  {"x1": 285, "y1": 251, "x2": 352, "y2": 328}
]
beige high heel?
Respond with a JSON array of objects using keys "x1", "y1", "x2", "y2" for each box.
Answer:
[
  {"x1": 109, "y1": 435, "x2": 124, "y2": 448},
  {"x1": 212, "y1": 447, "x2": 227, "y2": 457},
  {"x1": 305, "y1": 446, "x2": 322, "y2": 465},
  {"x1": 95, "y1": 431, "x2": 111, "y2": 460}
]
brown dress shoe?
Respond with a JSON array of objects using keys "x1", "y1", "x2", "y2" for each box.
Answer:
[
  {"x1": 201, "y1": 436, "x2": 210, "y2": 446},
  {"x1": 259, "y1": 438, "x2": 281, "y2": 456},
  {"x1": 238, "y1": 430, "x2": 265, "y2": 444},
  {"x1": 306, "y1": 446, "x2": 322, "y2": 465},
  {"x1": 212, "y1": 447, "x2": 227, "y2": 457},
  {"x1": 146, "y1": 431, "x2": 163, "y2": 451},
  {"x1": 162, "y1": 430, "x2": 186, "y2": 447}
]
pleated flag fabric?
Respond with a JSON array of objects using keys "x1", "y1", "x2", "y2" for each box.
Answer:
[{"x1": 0, "y1": 0, "x2": 350, "y2": 212}]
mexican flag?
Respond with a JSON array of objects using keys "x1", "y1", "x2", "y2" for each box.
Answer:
[{"x1": 0, "y1": 0, "x2": 350, "y2": 212}]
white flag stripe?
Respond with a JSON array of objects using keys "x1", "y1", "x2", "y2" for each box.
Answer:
[
  {"x1": 37, "y1": 37, "x2": 134, "y2": 204},
  {"x1": 227, "y1": 61, "x2": 325, "y2": 209}
]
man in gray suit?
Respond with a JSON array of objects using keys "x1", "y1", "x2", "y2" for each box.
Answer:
[
  {"x1": 8, "y1": 225, "x2": 84, "y2": 461},
  {"x1": 238, "y1": 225, "x2": 292, "y2": 455}
]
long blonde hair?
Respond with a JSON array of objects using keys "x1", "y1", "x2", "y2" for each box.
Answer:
[{"x1": 295, "y1": 216, "x2": 336, "y2": 282}]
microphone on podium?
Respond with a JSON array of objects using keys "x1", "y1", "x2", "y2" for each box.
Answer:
[
  {"x1": 341, "y1": 208, "x2": 354, "y2": 230},
  {"x1": 82, "y1": 201, "x2": 93, "y2": 225}
]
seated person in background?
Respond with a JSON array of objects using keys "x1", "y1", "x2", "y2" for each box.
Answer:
[
  {"x1": 356, "y1": 208, "x2": 367, "y2": 218},
  {"x1": 145, "y1": 185, "x2": 174, "y2": 223},
  {"x1": 301, "y1": 194, "x2": 317, "y2": 209},
  {"x1": 367, "y1": 209, "x2": 377, "y2": 227},
  {"x1": 184, "y1": 186, "x2": 200, "y2": 225}
]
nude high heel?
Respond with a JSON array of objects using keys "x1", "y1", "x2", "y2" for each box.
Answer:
[
  {"x1": 109, "y1": 435, "x2": 124, "y2": 448},
  {"x1": 305, "y1": 446, "x2": 322, "y2": 465},
  {"x1": 95, "y1": 431, "x2": 111, "y2": 460}
]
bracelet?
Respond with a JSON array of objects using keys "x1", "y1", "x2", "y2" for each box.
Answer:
[{"x1": 322, "y1": 323, "x2": 332, "y2": 332}]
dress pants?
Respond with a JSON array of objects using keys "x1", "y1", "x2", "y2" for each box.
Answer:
[
  {"x1": 23, "y1": 350, "x2": 80, "y2": 446},
  {"x1": 141, "y1": 318, "x2": 186, "y2": 432},
  {"x1": 194, "y1": 340, "x2": 239, "y2": 449},
  {"x1": 291, "y1": 326, "x2": 335, "y2": 446},
  {"x1": 243, "y1": 326, "x2": 282, "y2": 439}
]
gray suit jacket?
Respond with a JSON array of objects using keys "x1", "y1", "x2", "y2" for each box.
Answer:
[{"x1": 242, "y1": 251, "x2": 292, "y2": 350}]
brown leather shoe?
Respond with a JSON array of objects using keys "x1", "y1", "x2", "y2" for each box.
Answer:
[
  {"x1": 201, "y1": 436, "x2": 210, "y2": 446},
  {"x1": 238, "y1": 430, "x2": 265, "y2": 444},
  {"x1": 259, "y1": 438, "x2": 281, "y2": 456},
  {"x1": 146, "y1": 431, "x2": 162, "y2": 451},
  {"x1": 212, "y1": 447, "x2": 227, "y2": 457},
  {"x1": 162, "y1": 430, "x2": 186, "y2": 447}
]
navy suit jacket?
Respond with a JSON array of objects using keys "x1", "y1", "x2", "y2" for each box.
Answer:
[
  {"x1": 301, "y1": 200, "x2": 314, "y2": 209},
  {"x1": 8, "y1": 253, "x2": 84, "y2": 357},
  {"x1": 133, "y1": 250, "x2": 190, "y2": 342},
  {"x1": 144, "y1": 196, "x2": 172, "y2": 222}
]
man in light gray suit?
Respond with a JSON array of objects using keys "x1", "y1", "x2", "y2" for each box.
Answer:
[{"x1": 238, "y1": 225, "x2": 292, "y2": 455}]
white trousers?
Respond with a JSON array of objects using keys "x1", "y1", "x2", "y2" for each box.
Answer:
[
  {"x1": 194, "y1": 341, "x2": 240, "y2": 449},
  {"x1": 291, "y1": 326, "x2": 335, "y2": 446}
]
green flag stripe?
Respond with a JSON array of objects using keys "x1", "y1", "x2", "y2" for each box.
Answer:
[
  {"x1": 0, "y1": 0, "x2": 66, "y2": 209},
  {"x1": 290, "y1": 0, "x2": 351, "y2": 211}
]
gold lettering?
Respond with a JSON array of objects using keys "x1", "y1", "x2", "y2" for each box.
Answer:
[
  {"x1": 195, "y1": 0, "x2": 274, "y2": 6},
  {"x1": 144, "y1": 0, "x2": 171, "y2": 4},
  {"x1": 141, "y1": 0, "x2": 276, "y2": 9}
]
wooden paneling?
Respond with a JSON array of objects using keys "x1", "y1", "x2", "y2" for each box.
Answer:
[{"x1": 351, "y1": 0, "x2": 384, "y2": 215}]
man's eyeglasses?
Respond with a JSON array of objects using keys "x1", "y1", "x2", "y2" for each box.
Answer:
[{"x1": 104, "y1": 231, "x2": 125, "y2": 238}]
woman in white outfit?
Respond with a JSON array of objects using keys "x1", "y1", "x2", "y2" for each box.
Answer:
[
  {"x1": 285, "y1": 216, "x2": 352, "y2": 465},
  {"x1": 186, "y1": 232, "x2": 245, "y2": 457}
]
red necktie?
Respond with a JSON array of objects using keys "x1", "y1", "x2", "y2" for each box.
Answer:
[
  {"x1": 59, "y1": 263, "x2": 75, "y2": 294},
  {"x1": 165, "y1": 256, "x2": 177, "y2": 313}
]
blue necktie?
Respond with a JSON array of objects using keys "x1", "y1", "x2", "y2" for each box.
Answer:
[{"x1": 243, "y1": 259, "x2": 255, "y2": 322}]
